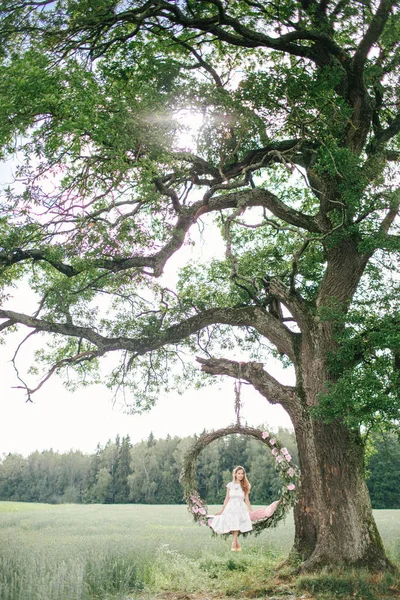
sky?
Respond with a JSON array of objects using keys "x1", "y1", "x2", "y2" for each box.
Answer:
[{"x1": 0, "y1": 118, "x2": 294, "y2": 459}]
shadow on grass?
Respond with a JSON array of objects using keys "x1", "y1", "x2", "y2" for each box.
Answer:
[
  {"x1": 186, "y1": 554, "x2": 400, "y2": 600},
  {"x1": 296, "y1": 568, "x2": 399, "y2": 600}
]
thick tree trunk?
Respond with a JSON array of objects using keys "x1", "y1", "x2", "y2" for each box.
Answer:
[
  {"x1": 289, "y1": 329, "x2": 393, "y2": 571},
  {"x1": 291, "y1": 415, "x2": 392, "y2": 570}
]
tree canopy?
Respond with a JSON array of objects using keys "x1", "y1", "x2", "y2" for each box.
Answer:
[{"x1": 0, "y1": 0, "x2": 398, "y2": 427}]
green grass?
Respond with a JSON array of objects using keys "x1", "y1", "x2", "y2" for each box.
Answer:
[{"x1": 0, "y1": 502, "x2": 398, "y2": 600}]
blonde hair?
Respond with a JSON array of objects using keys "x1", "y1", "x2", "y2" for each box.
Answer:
[{"x1": 232, "y1": 465, "x2": 251, "y2": 494}]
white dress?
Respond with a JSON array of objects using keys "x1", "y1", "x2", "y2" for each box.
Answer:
[{"x1": 209, "y1": 482, "x2": 253, "y2": 534}]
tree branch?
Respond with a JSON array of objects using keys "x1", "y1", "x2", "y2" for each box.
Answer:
[
  {"x1": 385, "y1": 150, "x2": 400, "y2": 162},
  {"x1": 0, "y1": 318, "x2": 16, "y2": 332},
  {"x1": 269, "y1": 279, "x2": 311, "y2": 331},
  {"x1": 371, "y1": 111, "x2": 400, "y2": 151},
  {"x1": 0, "y1": 309, "x2": 108, "y2": 347},
  {"x1": 7, "y1": 0, "x2": 349, "y2": 67},
  {"x1": 1, "y1": 181, "x2": 321, "y2": 279},
  {"x1": 200, "y1": 188, "x2": 321, "y2": 233},
  {"x1": 0, "y1": 305, "x2": 297, "y2": 362},
  {"x1": 179, "y1": 139, "x2": 317, "y2": 184},
  {"x1": 158, "y1": 0, "x2": 346, "y2": 65},
  {"x1": 13, "y1": 350, "x2": 103, "y2": 402},
  {"x1": 378, "y1": 194, "x2": 400, "y2": 236},
  {"x1": 372, "y1": 233, "x2": 400, "y2": 250},
  {"x1": 353, "y1": 0, "x2": 395, "y2": 72},
  {"x1": 196, "y1": 356, "x2": 300, "y2": 418},
  {"x1": 166, "y1": 33, "x2": 224, "y2": 88}
]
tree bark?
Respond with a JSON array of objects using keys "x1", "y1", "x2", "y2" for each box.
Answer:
[
  {"x1": 291, "y1": 413, "x2": 391, "y2": 570},
  {"x1": 287, "y1": 325, "x2": 394, "y2": 571}
]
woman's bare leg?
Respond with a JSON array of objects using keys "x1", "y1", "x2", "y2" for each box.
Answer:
[
  {"x1": 236, "y1": 533, "x2": 241, "y2": 551},
  {"x1": 231, "y1": 530, "x2": 239, "y2": 550}
]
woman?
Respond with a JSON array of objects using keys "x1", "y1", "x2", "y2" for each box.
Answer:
[{"x1": 209, "y1": 465, "x2": 253, "y2": 551}]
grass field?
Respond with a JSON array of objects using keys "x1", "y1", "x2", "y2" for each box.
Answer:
[{"x1": 0, "y1": 502, "x2": 399, "y2": 600}]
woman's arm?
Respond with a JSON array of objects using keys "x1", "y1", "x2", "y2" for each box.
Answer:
[
  {"x1": 215, "y1": 488, "x2": 230, "y2": 515},
  {"x1": 244, "y1": 492, "x2": 253, "y2": 512}
]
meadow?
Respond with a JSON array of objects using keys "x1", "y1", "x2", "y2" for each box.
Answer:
[{"x1": 0, "y1": 501, "x2": 399, "y2": 600}]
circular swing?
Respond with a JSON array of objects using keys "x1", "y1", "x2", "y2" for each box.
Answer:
[{"x1": 180, "y1": 381, "x2": 300, "y2": 535}]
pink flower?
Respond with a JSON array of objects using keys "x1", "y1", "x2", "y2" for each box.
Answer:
[
  {"x1": 271, "y1": 448, "x2": 279, "y2": 456},
  {"x1": 287, "y1": 483, "x2": 296, "y2": 491},
  {"x1": 285, "y1": 454, "x2": 292, "y2": 462},
  {"x1": 192, "y1": 506, "x2": 199, "y2": 513},
  {"x1": 199, "y1": 508, "x2": 206, "y2": 515},
  {"x1": 288, "y1": 467, "x2": 295, "y2": 477},
  {"x1": 207, "y1": 519, "x2": 213, "y2": 527},
  {"x1": 276, "y1": 455, "x2": 284, "y2": 463},
  {"x1": 269, "y1": 438, "x2": 276, "y2": 445},
  {"x1": 261, "y1": 431, "x2": 270, "y2": 439},
  {"x1": 200, "y1": 519, "x2": 206, "y2": 526},
  {"x1": 281, "y1": 447, "x2": 288, "y2": 455}
]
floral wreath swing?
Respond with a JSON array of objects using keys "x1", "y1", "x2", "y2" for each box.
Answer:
[{"x1": 180, "y1": 379, "x2": 300, "y2": 535}]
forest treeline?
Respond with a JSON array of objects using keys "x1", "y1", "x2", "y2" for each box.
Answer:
[{"x1": 0, "y1": 429, "x2": 398, "y2": 508}]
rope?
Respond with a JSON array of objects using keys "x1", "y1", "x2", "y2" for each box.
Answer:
[
  {"x1": 234, "y1": 380, "x2": 242, "y2": 426},
  {"x1": 234, "y1": 362, "x2": 243, "y2": 426}
]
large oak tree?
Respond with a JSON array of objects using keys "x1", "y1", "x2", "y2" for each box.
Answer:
[{"x1": 0, "y1": 0, "x2": 399, "y2": 570}]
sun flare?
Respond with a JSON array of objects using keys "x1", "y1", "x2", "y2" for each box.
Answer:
[{"x1": 174, "y1": 109, "x2": 204, "y2": 151}]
